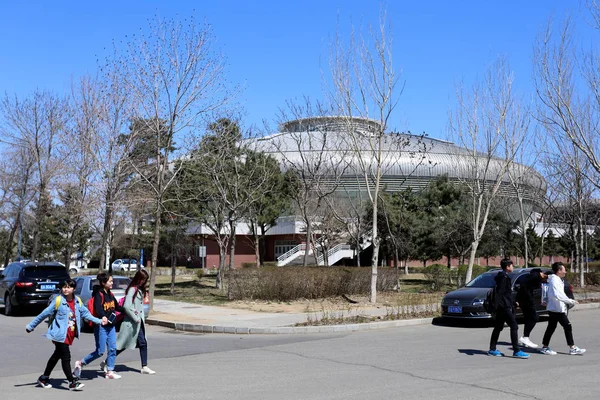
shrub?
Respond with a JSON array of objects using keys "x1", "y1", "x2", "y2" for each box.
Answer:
[
  {"x1": 196, "y1": 269, "x2": 204, "y2": 280},
  {"x1": 226, "y1": 266, "x2": 401, "y2": 301},
  {"x1": 565, "y1": 271, "x2": 600, "y2": 286},
  {"x1": 423, "y1": 264, "x2": 452, "y2": 290}
]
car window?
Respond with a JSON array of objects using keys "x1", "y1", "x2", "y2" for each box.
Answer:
[
  {"x1": 75, "y1": 278, "x2": 84, "y2": 295},
  {"x1": 113, "y1": 277, "x2": 131, "y2": 289},
  {"x1": 22, "y1": 266, "x2": 69, "y2": 279},
  {"x1": 465, "y1": 273, "x2": 497, "y2": 288},
  {"x1": 2, "y1": 265, "x2": 13, "y2": 277},
  {"x1": 88, "y1": 277, "x2": 131, "y2": 290}
]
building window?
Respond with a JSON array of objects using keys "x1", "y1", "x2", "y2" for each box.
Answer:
[{"x1": 274, "y1": 240, "x2": 298, "y2": 258}]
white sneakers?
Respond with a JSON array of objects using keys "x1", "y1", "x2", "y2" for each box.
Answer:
[
  {"x1": 518, "y1": 337, "x2": 539, "y2": 348},
  {"x1": 569, "y1": 346, "x2": 586, "y2": 355},
  {"x1": 540, "y1": 347, "x2": 557, "y2": 355},
  {"x1": 105, "y1": 371, "x2": 122, "y2": 379},
  {"x1": 73, "y1": 360, "x2": 83, "y2": 378},
  {"x1": 141, "y1": 366, "x2": 156, "y2": 374}
]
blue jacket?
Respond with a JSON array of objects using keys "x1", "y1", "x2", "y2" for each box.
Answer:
[{"x1": 26, "y1": 294, "x2": 103, "y2": 343}]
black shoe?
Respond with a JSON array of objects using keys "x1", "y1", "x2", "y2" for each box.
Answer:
[
  {"x1": 37, "y1": 375, "x2": 52, "y2": 389},
  {"x1": 69, "y1": 380, "x2": 85, "y2": 391}
]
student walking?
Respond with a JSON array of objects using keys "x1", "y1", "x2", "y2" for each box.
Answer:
[
  {"x1": 115, "y1": 269, "x2": 156, "y2": 375},
  {"x1": 26, "y1": 279, "x2": 106, "y2": 391},
  {"x1": 540, "y1": 262, "x2": 586, "y2": 356},
  {"x1": 488, "y1": 259, "x2": 530, "y2": 359},
  {"x1": 74, "y1": 273, "x2": 124, "y2": 379},
  {"x1": 516, "y1": 268, "x2": 547, "y2": 348}
]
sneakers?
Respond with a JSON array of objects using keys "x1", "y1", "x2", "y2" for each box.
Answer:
[
  {"x1": 37, "y1": 375, "x2": 52, "y2": 389},
  {"x1": 518, "y1": 337, "x2": 539, "y2": 348},
  {"x1": 540, "y1": 347, "x2": 557, "y2": 355},
  {"x1": 513, "y1": 350, "x2": 530, "y2": 359},
  {"x1": 569, "y1": 346, "x2": 586, "y2": 355},
  {"x1": 487, "y1": 349, "x2": 504, "y2": 357},
  {"x1": 105, "y1": 371, "x2": 122, "y2": 380},
  {"x1": 73, "y1": 360, "x2": 83, "y2": 378},
  {"x1": 140, "y1": 366, "x2": 156, "y2": 375},
  {"x1": 69, "y1": 380, "x2": 85, "y2": 391},
  {"x1": 99, "y1": 361, "x2": 107, "y2": 373}
]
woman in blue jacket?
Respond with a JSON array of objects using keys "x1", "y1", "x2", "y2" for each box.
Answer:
[{"x1": 26, "y1": 278, "x2": 106, "y2": 391}]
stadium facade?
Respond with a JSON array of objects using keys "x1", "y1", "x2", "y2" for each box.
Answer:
[{"x1": 186, "y1": 117, "x2": 547, "y2": 269}]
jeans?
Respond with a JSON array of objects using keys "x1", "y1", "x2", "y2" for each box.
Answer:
[
  {"x1": 82, "y1": 325, "x2": 117, "y2": 371},
  {"x1": 44, "y1": 341, "x2": 74, "y2": 381},
  {"x1": 117, "y1": 322, "x2": 148, "y2": 367},
  {"x1": 489, "y1": 306, "x2": 519, "y2": 352},
  {"x1": 542, "y1": 312, "x2": 574, "y2": 347}
]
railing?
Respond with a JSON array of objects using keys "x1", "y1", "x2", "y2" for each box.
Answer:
[
  {"x1": 316, "y1": 244, "x2": 353, "y2": 265},
  {"x1": 277, "y1": 243, "x2": 306, "y2": 262}
]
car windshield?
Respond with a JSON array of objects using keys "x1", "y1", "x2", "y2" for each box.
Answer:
[
  {"x1": 88, "y1": 277, "x2": 130, "y2": 290},
  {"x1": 465, "y1": 273, "x2": 497, "y2": 288},
  {"x1": 22, "y1": 266, "x2": 68, "y2": 279}
]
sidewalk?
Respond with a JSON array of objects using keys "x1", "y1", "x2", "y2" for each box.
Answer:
[{"x1": 146, "y1": 293, "x2": 600, "y2": 334}]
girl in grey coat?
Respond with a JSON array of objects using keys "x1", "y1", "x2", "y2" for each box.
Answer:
[{"x1": 115, "y1": 269, "x2": 156, "y2": 374}]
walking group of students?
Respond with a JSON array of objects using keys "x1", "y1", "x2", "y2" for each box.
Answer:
[
  {"x1": 26, "y1": 269, "x2": 155, "y2": 391},
  {"x1": 488, "y1": 259, "x2": 586, "y2": 358}
]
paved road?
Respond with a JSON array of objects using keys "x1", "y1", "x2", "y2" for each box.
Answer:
[{"x1": 1, "y1": 308, "x2": 598, "y2": 399}]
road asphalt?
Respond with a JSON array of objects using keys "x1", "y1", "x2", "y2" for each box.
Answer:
[{"x1": 147, "y1": 292, "x2": 600, "y2": 334}]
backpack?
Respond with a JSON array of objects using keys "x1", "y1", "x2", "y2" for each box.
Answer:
[
  {"x1": 115, "y1": 286, "x2": 139, "y2": 324},
  {"x1": 48, "y1": 295, "x2": 83, "y2": 325},
  {"x1": 483, "y1": 288, "x2": 496, "y2": 314},
  {"x1": 87, "y1": 292, "x2": 104, "y2": 327}
]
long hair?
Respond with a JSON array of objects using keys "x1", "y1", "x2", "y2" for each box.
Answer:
[{"x1": 127, "y1": 269, "x2": 149, "y2": 296}]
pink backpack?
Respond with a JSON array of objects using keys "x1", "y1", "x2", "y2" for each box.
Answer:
[{"x1": 116, "y1": 286, "x2": 139, "y2": 323}]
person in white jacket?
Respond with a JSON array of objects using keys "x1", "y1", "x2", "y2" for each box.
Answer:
[{"x1": 540, "y1": 262, "x2": 586, "y2": 355}]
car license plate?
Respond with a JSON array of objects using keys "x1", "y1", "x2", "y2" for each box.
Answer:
[
  {"x1": 40, "y1": 284, "x2": 55, "y2": 290},
  {"x1": 449, "y1": 305, "x2": 462, "y2": 313}
]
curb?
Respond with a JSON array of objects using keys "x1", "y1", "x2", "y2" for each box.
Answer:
[
  {"x1": 146, "y1": 301, "x2": 600, "y2": 335},
  {"x1": 145, "y1": 316, "x2": 435, "y2": 334}
]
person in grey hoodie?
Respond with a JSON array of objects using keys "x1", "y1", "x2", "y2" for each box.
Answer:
[{"x1": 540, "y1": 262, "x2": 586, "y2": 355}]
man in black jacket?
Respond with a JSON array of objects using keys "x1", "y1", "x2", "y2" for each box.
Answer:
[
  {"x1": 516, "y1": 268, "x2": 547, "y2": 348},
  {"x1": 488, "y1": 259, "x2": 529, "y2": 358}
]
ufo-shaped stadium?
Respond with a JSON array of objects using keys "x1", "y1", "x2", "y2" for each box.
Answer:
[{"x1": 251, "y1": 116, "x2": 546, "y2": 206}]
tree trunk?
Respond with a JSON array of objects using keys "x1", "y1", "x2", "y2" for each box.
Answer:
[
  {"x1": 303, "y1": 221, "x2": 312, "y2": 267},
  {"x1": 170, "y1": 251, "x2": 176, "y2": 296},
  {"x1": 148, "y1": 208, "x2": 162, "y2": 314},
  {"x1": 228, "y1": 220, "x2": 236, "y2": 270}
]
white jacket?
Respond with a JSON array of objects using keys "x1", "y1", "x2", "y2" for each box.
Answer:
[{"x1": 546, "y1": 274, "x2": 576, "y2": 313}]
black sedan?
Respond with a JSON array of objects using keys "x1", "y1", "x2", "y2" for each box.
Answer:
[
  {"x1": 441, "y1": 267, "x2": 572, "y2": 319},
  {"x1": 0, "y1": 261, "x2": 71, "y2": 316}
]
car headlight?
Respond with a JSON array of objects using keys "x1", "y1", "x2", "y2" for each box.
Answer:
[{"x1": 472, "y1": 299, "x2": 484, "y2": 306}]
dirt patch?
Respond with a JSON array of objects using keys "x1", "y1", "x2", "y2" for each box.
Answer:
[{"x1": 221, "y1": 292, "x2": 444, "y2": 313}]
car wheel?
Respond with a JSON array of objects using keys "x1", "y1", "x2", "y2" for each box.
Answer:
[
  {"x1": 69, "y1": 268, "x2": 78, "y2": 276},
  {"x1": 4, "y1": 293, "x2": 14, "y2": 316}
]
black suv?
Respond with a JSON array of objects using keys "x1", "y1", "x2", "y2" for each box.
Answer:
[{"x1": 0, "y1": 261, "x2": 70, "y2": 315}]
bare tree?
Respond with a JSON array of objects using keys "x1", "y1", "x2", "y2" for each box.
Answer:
[
  {"x1": 109, "y1": 15, "x2": 232, "y2": 311},
  {"x1": 327, "y1": 10, "x2": 421, "y2": 302},
  {"x1": 273, "y1": 104, "x2": 350, "y2": 267},
  {"x1": 0, "y1": 90, "x2": 69, "y2": 260},
  {"x1": 0, "y1": 147, "x2": 35, "y2": 264},
  {"x1": 448, "y1": 58, "x2": 528, "y2": 283}
]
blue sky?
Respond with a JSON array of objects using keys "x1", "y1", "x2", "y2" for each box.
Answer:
[{"x1": 0, "y1": 1, "x2": 595, "y2": 140}]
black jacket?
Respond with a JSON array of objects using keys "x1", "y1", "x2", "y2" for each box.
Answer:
[
  {"x1": 516, "y1": 271, "x2": 542, "y2": 308},
  {"x1": 494, "y1": 271, "x2": 514, "y2": 310},
  {"x1": 92, "y1": 287, "x2": 124, "y2": 319}
]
